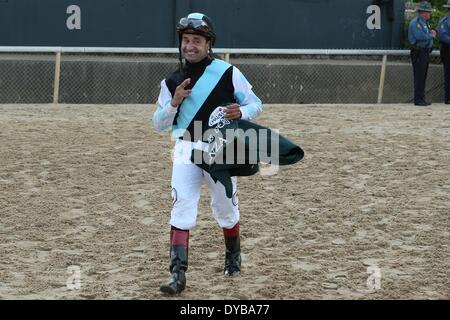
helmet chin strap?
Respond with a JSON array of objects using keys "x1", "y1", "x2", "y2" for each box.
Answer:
[{"x1": 178, "y1": 35, "x2": 184, "y2": 72}]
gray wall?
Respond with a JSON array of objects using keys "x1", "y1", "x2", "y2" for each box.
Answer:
[{"x1": 0, "y1": 0, "x2": 404, "y2": 49}]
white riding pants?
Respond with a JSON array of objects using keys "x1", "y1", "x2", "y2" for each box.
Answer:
[{"x1": 170, "y1": 139, "x2": 240, "y2": 230}]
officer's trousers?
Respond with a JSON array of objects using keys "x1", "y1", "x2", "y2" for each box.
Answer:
[
  {"x1": 411, "y1": 48, "x2": 430, "y2": 104},
  {"x1": 441, "y1": 43, "x2": 450, "y2": 102}
]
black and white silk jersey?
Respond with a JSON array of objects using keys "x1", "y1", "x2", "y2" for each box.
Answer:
[{"x1": 153, "y1": 57, "x2": 263, "y2": 141}]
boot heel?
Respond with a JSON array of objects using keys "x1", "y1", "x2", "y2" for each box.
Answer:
[{"x1": 160, "y1": 270, "x2": 186, "y2": 294}]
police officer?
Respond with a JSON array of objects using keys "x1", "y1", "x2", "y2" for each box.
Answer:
[
  {"x1": 408, "y1": 1, "x2": 436, "y2": 106},
  {"x1": 438, "y1": 0, "x2": 450, "y2": 104}
]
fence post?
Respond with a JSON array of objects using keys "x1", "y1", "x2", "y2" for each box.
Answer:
[
  {"x1": 377, "y1": 54, "x2": 387, "y2": 104},
  {"x1": 53, "y1": 51, "x2": 61, "y2": 104},
  {"x1": 224, "y1": 52, "x2": 230, "y2": 63}
]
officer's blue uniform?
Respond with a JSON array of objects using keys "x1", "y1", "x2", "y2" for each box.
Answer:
[
  {"x1": 438, "y1": 15, "x2": 450, "y2": 103},
  {"x1": 408, "y1": 16, "x2": 434, "y2": 105}
]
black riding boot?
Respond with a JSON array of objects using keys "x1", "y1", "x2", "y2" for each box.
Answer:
[
  {"x1": 223, "y1": 223, "x2": 241, "y2": 276},
  {"x1": 160, "y1": 228, "x2": 189, "y2": 294}
]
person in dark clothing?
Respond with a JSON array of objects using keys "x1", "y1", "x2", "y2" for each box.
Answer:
[
  {"x1": 438, "y1": 0, "x2": 450, "y2": 104},
  {"x1": 408, "y1": 1, "x2": 436, "y2": 106}
]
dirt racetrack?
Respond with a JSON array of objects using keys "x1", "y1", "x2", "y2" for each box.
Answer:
[{"x1": 0, "y1": 104, "x2": 449, "y2": 300}]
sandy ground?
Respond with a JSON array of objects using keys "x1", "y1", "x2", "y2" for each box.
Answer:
[{"x1": 0, "y1": 103, "x2": 449, "y2": 300}]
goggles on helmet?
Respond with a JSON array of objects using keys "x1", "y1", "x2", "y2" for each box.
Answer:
[{"x1": 177, "y1": 18, "x2": 211, "y2": 33}]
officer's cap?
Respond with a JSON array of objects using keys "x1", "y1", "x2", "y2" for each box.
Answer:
[{"x1": 416, "y1": 1, "x2": 433, "y2": 12}]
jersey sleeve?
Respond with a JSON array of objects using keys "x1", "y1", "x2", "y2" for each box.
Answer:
[
  {"x1": 152, "y1": 79, "x2": 178, "y2": 132},
  {"x1": 232, "y1": 66, "x2": 263, "y2": 121}
]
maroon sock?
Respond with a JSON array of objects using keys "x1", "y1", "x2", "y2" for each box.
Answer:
[
  {"x1": 170, "y1": 227, "x2": 189, "y2": 247},
  {"x1": 223, "y1": 222, "x2": 239, "y2": 238}
]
